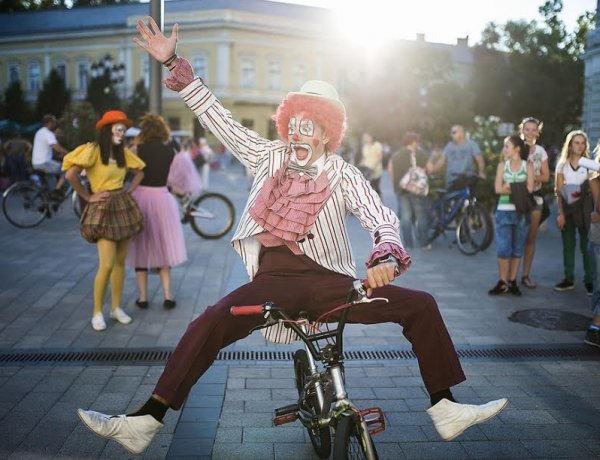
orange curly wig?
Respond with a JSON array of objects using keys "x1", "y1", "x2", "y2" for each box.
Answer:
[{"x1": 274, "y1": 94, "x2": 346, "y2": 154}]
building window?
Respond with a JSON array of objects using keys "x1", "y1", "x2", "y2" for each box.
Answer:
[
  {"x1": 168, "y1": 117, "x2": 181, "y2": 131},
  {"x1": 8, "y1": 63, "x2": 20, "y2": 85},
  {"x1": 142, "y1": 57, "x2": 149, "y2": 88},
  {"x1": 54, "y1": 61, "x2": 67, "y2": 84},
  {"x1": 28, "y1": 61, "x2": 41, "y2": 92},
  {"x1": 337, "y1": 69, "x2": 348, "y2": 95},
  {"x1": 77, "y1": 61, "x2": 89, "y2": 92},
  {"x1": 240, "y1": 58, "x2": 256, "y2": 89},
  {"x1": 292, "y1": 63, "x2": 306, "y2": 89},
  {"x1": 193, "y1": 54, "x2": 207, "y2": 82},
  {"x1": 267, "y1": 60, "x2": 282, "y2": 90}
]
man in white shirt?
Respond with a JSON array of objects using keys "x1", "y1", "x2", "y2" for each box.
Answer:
[{"x1": 32, "y1": 114, "x2": 68, "y2": 197}]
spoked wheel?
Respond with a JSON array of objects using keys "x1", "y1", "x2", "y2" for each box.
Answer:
[
  {"x1": 189, "y1": 192, "x2": 235, "y2": 239},
  {"x1": 455, "y1": 203, "x2": 492, "y2": 255},
  {"x1": 293, "y1": 349, "x2": 331, "y2": 459},
  {"x1": 333, "y1": 414, "x2": 378, "y2": 460},
  {"x1": 2, "y1": 182, "x2": 48, "y2": 228}
]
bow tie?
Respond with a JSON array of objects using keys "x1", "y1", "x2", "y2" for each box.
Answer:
[{"x1": 286, "y1": 160, "x2": 319, "y2": 180}]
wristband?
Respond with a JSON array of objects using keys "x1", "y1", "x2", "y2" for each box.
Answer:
[{"x1": 162, "y1": 54, "x2": 177, "y2": 68}]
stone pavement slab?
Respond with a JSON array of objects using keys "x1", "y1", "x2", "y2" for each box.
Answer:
[{"x1": 1, "y1": 166, "x2": 600, "y2": 459}]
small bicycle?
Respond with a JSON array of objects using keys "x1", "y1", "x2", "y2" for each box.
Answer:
[
  {"x1": 2, "y1": 170, "x2": 82, "y2": 228},
  {"x1": 231, "y1": 280, "x2": 386, "y2": 460},
  {"x1": 427, "y1": 174, "x2": 493, "y2": 255},
  {"x1": 177, "y1": 192, "x2": 235, "y2": 239}
]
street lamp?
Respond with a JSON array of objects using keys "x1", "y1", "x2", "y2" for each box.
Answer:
[{"x1": 87, "y1": 54, "x2": 126, "y2": 114}]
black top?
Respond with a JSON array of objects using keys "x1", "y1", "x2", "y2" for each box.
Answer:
[
  {"x1": 390, "y1": 147, "x2": 429, "y2": 193},
  {"x1": 137, "y1": 142, "x2": 176, "y2": 187}
]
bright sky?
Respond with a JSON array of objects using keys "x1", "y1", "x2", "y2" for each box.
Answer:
[{"x1": 271, "y1": 0, "x2": 597, "y2": 46}]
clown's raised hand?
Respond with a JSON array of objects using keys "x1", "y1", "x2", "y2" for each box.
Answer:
[{"x1": 134, "y1": 16, "x2": 178, "y2": 64}]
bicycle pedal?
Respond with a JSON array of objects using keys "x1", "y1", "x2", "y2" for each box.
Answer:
[
  {"x1": 274, "y1": 404, "x2": 299, "y2": 417},
  {"x1": 273, "y1": 413, "x2": 298, "y2": 426},
  {"x1": 360, "y1": 407, "x2": 385, "y2": 435}
]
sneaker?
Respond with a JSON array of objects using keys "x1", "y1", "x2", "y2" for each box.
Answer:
[
  {"x1": 427, "y1": 398, "x2": 508, "y2": 441},
  {"x1": 110, "y1": 308, "x2": 132, "y2": 325},
  {"x1": 585, "y1": 283, "x2": 593, "y2": 296},
  {"x1": 584, "y1": 328, "x2": 600, "y2": 348},
  {"x1": 508, "y1": 280, "x2": 522, "y2": 296},
  {"x1": 77, "y1": 409, "x2": 163, "y2": 455},
  {"x1": 91, "y1": 313, "x2": 106, "y2": 331},
  {"x1": 488, "y1": 280, "x2": 509, "y2": 295},
  {"x1": 554, "y1": 279, "x2": 574, "y2": 291}
]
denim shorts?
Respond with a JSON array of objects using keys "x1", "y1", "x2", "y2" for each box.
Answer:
[{"x1": 495, "y1": 210, "x2": 529, "y2": 259}]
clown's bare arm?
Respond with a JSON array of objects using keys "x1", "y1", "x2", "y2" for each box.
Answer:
[{"x1": 133, "y1": 16, "x2": 276, "y2": 175}]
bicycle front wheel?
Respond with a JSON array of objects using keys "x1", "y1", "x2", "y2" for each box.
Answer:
[
  {"x1": 333, "y1": 414, "x2": 378, "y2": 460},
  {"x1": 455, "y1": 203, "x2": 492, "y2": 255},
  {"x1": 294, "y1": 349, "x2": 331, "y2": 459},
  {"x1": 2, "y1": 182, "x2": 47, "y2": 228},
  {"x1": 189, "y1": 192, "x2": 235, "y2": 239}
]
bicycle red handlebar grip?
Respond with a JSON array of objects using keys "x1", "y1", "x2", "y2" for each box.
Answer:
[{"x1": 230, "y1": 305, "x2": 264, "y2": 316}]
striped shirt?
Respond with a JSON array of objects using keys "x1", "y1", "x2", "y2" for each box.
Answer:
[
  {"x1": 497, "y1": 160, "x2": 527, "y2": 211},
  {"x1": 180, "y1": 78, "x2": 403, "y2": 279}
]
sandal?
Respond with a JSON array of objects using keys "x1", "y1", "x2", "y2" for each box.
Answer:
[
  {"x1": 488, "y1": 280, "x2": 509, "y2": 295},
  {"x1": 521, "y1": 276, "x2": 536, "y2": 289}
]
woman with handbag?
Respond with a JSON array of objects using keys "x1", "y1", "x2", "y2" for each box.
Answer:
[
  {"x1": 63, "y1": 111, "x2": 145, "y2": 331},
  {"x1": 519, "y1": 117, "x2": 550, "y2": 289},
  {"x1": 554, "y1": 130, "x2": 594, "y2": 294},
  {"x1": 389, "y1": 132, "x2": 431, "y2": 249}
]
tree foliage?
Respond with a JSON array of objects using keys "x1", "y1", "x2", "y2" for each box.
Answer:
[
  {"x1": 0, "y1": 0, "x2": 137, "y2": 11},
  {"x1": 57, "y1": 101, "x2": 97, "y2": 150},
  {"x1": 472, "y1": 0, "x2": 595, "y2": 146},
  {"x1": 35, "y1": 68, "x2": 70, "y2": 120},
  {"x1": 3, "y1": 81, "x2": 32, "y2": 124},
  {"x1": 126, "y1": 79, "x2": 149, "y2": 124}
]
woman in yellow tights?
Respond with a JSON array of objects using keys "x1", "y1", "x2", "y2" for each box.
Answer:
[{"x1": 63, "y1": 111, "x2": 145, "y2": 331}]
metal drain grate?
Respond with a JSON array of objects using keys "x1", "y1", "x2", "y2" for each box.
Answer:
[{"x1": 0, "y1": 344, "x2": 597, "y2": 366}]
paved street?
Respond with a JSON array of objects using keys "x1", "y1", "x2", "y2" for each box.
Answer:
[{"x1": 1, "y1": 164, "x2": 599, "y2": 459}]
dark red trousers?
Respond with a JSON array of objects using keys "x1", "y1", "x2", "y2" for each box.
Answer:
[{"x1": 155, "y1": 246, "x2": 466, "y2": 409}]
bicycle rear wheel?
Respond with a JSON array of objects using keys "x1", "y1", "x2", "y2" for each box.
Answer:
[
  {"x1": 189, "y1": 192, "x2": 235, "y2": 239},
  {"x1": 455, "y1": 203, "x2": 491, "y2": 255},
  {"x1": 294, "y1": 349, "x2": 331, "y2": 459},
  {"x1": 333, "y1": 414, "x2": 378, "y2": 460},
  {"x1": 2, "y1": 182, "x2": 47, "y2": 228}
]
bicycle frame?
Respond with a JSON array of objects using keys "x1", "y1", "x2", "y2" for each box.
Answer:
[
  {"x1": 431, "y1": 186, "x2": 470, "y2": 230},
  {"x1": 231, "y1": 280, "x2": 385, "y2": 458}
]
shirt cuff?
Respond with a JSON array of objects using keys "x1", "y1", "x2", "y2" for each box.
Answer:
[
  {"x1": 180, "y1": 78, "x2": 217, "y2": 115},
  {"x1": 365, "y1": 242, "x2": 412, "y2": 274}
]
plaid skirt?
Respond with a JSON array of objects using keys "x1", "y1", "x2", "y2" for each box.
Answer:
[{"x1": 80, "y1": 189, "x2": 144, "y2": 243}]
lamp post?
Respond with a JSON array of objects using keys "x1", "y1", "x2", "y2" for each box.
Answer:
[{"x1": 87, "y1": 53, "x2": 126, "y2": 115}]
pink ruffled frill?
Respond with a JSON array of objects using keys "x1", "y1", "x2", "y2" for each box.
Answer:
[
  {"x1": 365, "y1": 242, "x2": 412, "y2": 274},
  {"x1": 249, "y1": 167, "x2": 331, "y2": 253}
]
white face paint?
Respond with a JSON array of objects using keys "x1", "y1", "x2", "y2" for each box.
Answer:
[
  {"x1": 111, "y1": 123, "x2": 127, "y2": 145},
  {"x1": 287, "y1": 115, "x2": 327, "y2": 167}
]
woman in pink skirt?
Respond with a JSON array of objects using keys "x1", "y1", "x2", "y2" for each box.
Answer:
[
  {"x1": 128, "y1": 113, "x2": 187, "y2": 309},
  {"x1": 167, "y1": 138, "x2": 203, "y2": 198}
]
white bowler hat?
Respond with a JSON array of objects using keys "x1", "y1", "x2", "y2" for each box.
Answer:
[{"x1": 287, "y1": 80, "x2": 346, "y2": 117}]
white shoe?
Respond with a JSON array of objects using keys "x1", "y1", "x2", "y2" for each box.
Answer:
[
  {"x1": 427, "y1": 398, "x2": 508, "y2": 441},
  {"x1": 77, "y1": 409, "x2": 163, "y2": 455},
  {"x1": 91, "y1": 313, "x2": 106, "y2": 331},
  {"x1": 110, "y1": 308, "x2": 132, "y2": 325}
]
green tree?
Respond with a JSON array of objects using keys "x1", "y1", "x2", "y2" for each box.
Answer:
[
  {"x1": 57, "y1": 101, "x2": 97, "y2": 150},
  {"x1": 86, "y1": 72, "x2": 122, "y2": 115},
  {"x1": 35, "y1": 68, "x2": 70, "y2": 120},
  {"x1": 472, "y1": 0, "x2": 596, "y2": 146},
  {"x1": 4, "y1": 81, "x2": 32, "y2": 124},
  {"x1": 126, "y1": 79, "x2": 149, "y2": 124}
]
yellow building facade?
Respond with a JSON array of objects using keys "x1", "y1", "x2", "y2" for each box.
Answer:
[{"x1": 0, "y1": 0, "x2": 350, "y2": 142}]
